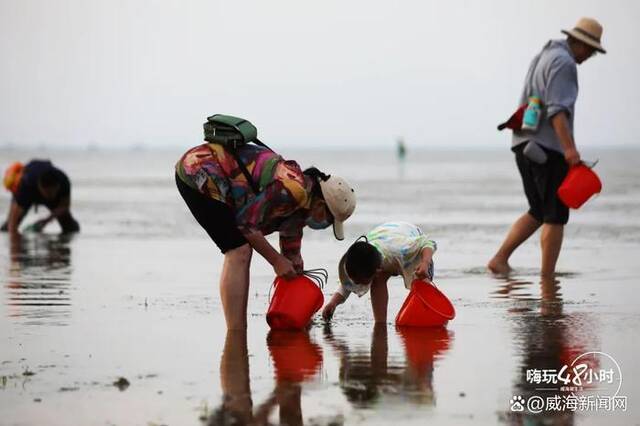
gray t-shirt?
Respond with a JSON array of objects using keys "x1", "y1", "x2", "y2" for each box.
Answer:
[{"x1": 512, "y1": 39, "x2": 578, "y2": 154}]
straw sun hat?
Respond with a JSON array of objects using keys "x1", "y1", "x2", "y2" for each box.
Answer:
[{"x1": 561, "y1": 17, "x2": 606, "y2": 54}]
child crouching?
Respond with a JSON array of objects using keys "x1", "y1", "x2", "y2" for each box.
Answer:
[{"x1": 322, "y1": 222, "x2": 437, "y2": 323}]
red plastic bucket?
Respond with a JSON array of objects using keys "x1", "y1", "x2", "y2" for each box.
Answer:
[
  {"x1": 557, "y1": 164, "x2": 602, "y2": 209},
  {"x1": 395, "y1": 280, "x2": 455, "y2": 327},
  {"x1": 267, "y1": 330, "x2": 323, "y2": 382},
  {"x1": 267, "y1": 275, "x2": 324, "y2": 330}
]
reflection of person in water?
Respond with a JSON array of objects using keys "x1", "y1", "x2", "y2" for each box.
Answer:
[
  {"x1": 2, "y1": 160, "x2": 80, "y2": 236},
  {"x1": 324, "y1": 323, "x2": 400, "y2": 406},
  {"x1": 5, "y1": 234, "x2": 73, "y2": 323},
  {"x1": 208, "y1": 330, "x2": 255, "y2": 425},
  {"x1": 503, "y1": 277, "x2": 597, "y2": 425},
  {"x1": 260, "y1": 331, "x2": 323, "y2": 426},
  {"x1": 206, "y1": 330, "x2": 323, "y2": 426},
  {"x1": 323, "y1": 323, "x2": 452, "y2": 407}
]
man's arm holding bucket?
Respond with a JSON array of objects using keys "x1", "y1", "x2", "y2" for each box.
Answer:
[
  {"x1": 546, "y1": 55, "x2": 580, "y2": 167},
  {"x1": 552, "y1": 112, "x2": 581, "y2": 166}
]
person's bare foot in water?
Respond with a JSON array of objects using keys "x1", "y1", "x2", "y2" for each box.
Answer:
[{"x1": 487, "y1": 256, "x2": 512, "y2": 275}]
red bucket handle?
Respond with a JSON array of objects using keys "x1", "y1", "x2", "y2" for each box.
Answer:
[
  {"x1": 581, "y1": 159, "x2": 599, "y2": 169},
  {"x1": 268, "y1": 268, "x2": 328, "y2": 303}
]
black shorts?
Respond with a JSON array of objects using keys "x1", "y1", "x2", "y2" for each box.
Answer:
[
  {"x1": 513, "y1": 143, "x2": 569, "y2": 225},
  {"x1": 175, "y1": 174, "x2": 248, "y2": 253}
]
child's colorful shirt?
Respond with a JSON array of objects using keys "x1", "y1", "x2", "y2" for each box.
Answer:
[
  {"x1": 337, "y1": 222, "x2": 437, "y2": 299},
  {"x1": 175, "y1": 143, "x2": 312, "y2": 255}
]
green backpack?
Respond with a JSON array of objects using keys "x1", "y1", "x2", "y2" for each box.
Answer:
[{"x1": 203, "y1": 114, "x2": 274, "y2": 193}]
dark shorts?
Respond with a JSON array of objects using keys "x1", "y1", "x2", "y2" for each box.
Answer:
[
  {"x1": 175, "y1": 174, "x2": 247, "y2": 253},
  {"x1": 513, "y1": 143, "x2": 569, "y2": 225}
]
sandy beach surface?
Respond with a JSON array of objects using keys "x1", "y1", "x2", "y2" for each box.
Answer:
[{"x1": 1, "y1": 147, "x2": 639, "y2": 425}]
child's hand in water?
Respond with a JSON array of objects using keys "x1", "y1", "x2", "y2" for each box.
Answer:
[
  {"x1": 321, "y1": 293, "x2": 345, "y2": 321},
  {"x1": 322, "y1": 303, "x2": 336, "y2": 321}
]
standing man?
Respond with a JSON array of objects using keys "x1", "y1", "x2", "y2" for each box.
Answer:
[
  {"x1": 488, "y1": 18, "x2": 606, "y2": 278},
  {"x1": 2, "y1": 160, "x2": 80, "y2": 236}
]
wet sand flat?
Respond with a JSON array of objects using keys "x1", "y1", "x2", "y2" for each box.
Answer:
[{"x1": 1, "y1": 148, "x2": 639, "y2": 425}]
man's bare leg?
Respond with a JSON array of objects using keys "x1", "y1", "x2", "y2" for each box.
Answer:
[
  {"x1": 488, "y1": 213, "x2": 541, "y2": 274},
  {"x1": 540, "y1": 224, "x2": 563, "y2": 278}
]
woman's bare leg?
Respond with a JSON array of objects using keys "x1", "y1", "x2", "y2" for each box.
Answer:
[{"x1": 219, "y1": 244, "x2": 253, "y2": 330}]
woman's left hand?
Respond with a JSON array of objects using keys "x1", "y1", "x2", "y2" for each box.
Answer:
[{"x1": 274, "y1": 256, "x2": 297, "y2": 280}]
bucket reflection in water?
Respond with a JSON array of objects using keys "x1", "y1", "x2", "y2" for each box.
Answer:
[
  {"x1": 324, "y1": 324, "x2": 454, "y2": 408},
  {"x1": 397, "y1": 326, "x2": 453, "y2": 404},
  {"x1": 267, "y1": 330, "x2": 323, "y2": 383}
]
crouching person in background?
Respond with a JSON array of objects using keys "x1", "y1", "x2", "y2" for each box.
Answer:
[{"x1": 2, "y1": 160, "x2": 80, "y2": 236}]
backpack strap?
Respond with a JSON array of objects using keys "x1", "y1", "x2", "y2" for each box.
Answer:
[
  {"x1": 253, "y1": 138, "x2": 273, "y2": 152},
  {"x1": 228, "y1": 138, "x2": 274, "y2": 195},
  {"x1": 228, "y1": 148, "x2": 261, "y2": 194}
]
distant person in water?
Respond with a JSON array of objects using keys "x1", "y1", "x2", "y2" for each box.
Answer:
[
  {"x1": 488, "y1": 18, "x2": 606, "y2": 278},
  {"x1": 396, "y1": 138, "x2": 406, "y2": 160},
  {"x1": 175, "y1": 142, "x2": 356, "y2": 330},
  {"x1": 322, "y1": 222, "x2": 437, "y2": 323},
  {"x1": 2, "y1": 160, "x2": 80, "y2": 236}
]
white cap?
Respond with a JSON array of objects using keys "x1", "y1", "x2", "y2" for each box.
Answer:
[{"x1": 319, "y1": 175, "x2": 356, "y2": 240}]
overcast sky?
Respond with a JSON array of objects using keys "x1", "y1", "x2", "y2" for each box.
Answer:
[{"x1": 1, "y1": 0, "x2": 639, "y2": 149}]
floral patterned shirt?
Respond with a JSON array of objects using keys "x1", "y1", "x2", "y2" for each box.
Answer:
[
  {"x1": 337, "y1": 222, "x2": 437, "y2": 299},
  {"x1": 175, "y1": 143, "x2": 312, "y2": 257}
]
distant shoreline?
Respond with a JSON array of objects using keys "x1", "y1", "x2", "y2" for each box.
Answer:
[{"x1": 1, "y1": 145, "x2": 638, "y2": 153}]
